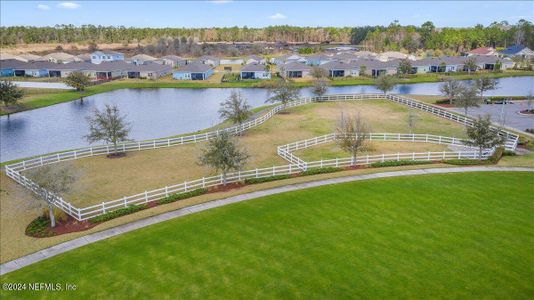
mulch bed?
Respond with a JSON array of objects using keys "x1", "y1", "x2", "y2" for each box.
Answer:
[
  {"x1": 26, "y1": 215, "x2": 96, "y2": 238},
  {"x1": 106, "y1": 152, "x2": 127, "y2": 158},
  {"x1": 208, "y1": 182, "x2": 246, "y2": 193}
]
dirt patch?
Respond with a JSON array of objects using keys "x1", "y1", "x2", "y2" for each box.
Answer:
[
  {"x1": 208, "y1": 182, "x2": 246, "y2": 193},
  {"x1": 106, "y1": 152, "x2": 127, "y2": 159}
]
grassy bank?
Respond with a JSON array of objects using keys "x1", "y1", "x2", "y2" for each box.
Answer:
[
  {"x1": 1, "y1": 172, "x2": 532, "y2": 299},
  {"x1": 2, "y1": 70, "x2": 533, "y2": 115}
]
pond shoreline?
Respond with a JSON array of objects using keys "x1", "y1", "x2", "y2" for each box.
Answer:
[{"x1": 2, "y1": 71, "x2": 534, "y2": 116}]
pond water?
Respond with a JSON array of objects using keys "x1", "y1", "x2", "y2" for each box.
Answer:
[{"x1": 1, "y1": 76, "x2": 533, "y2": 162}]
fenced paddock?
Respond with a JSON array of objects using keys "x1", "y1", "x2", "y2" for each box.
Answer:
[{"x1": 4, "y1": 93, "x2": 518, "y2": 221}]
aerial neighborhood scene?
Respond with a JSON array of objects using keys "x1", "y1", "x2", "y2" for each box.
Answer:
[{"x1": 0, "y1": 1, "x2": 533, "y2": 299}]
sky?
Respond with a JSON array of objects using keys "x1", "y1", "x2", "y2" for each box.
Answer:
[{"x1": 0, "y1": 1, "x2": 532, "y2": 28}]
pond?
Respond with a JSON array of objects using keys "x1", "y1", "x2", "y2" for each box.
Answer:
[{"x1": 1, "y1": 76, "x2": 533, "y2": 162}]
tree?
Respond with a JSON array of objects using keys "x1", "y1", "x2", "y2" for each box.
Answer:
[
  {"x1": 198, "y1": 131, "x2": 249, "y2": 185},
  {"x1": 265, "y1": 80, "x2": 300, "y2": 109},
  {"x1": 335, "y1": 112, "x2": 370, "y2": 165},
  {"x1": 455, "y1": 86, "x2": 481, "y2": 116},
  {"x1": 464, "y1": 57, "x2": 478, "y2": 74},
  {"x1": 310, "y1": 66, "x2": 328, "y2": 79},
  {"x1": 63, "y1": 71, "x2": 91, "y2": 92},
  {"x1": 85, "y1": 104, "x2": 131, "y2": 156},
  {"x1": 312, "y1": 78, "x2": 330, "y2": 98},
  {"x1": 474, "y1": 75, "x2": 499, "y2": 98},
  {"x1": 0, "y1": 81, "x2": 24, "y2": 111},
  {"x1": 406, "y1": 109, "x2": 420, "y2": 133},
  {"x1": 440, "y1": 77, "x2": 464, "y2": 104},
  {"x1": 218, "y1": 91, "x2": 252, "y2": 125},
  {"x1": 465, "y1": 115, "x2": 503, "y2": 160},
  {"x1": 398, "y1": 59, "x2": 412, "y2": 77},
  {"x1": 373, "y1": 75, "x2": 397, "y2": 95},
  {"x1": 26, "y1": 165, "x2": 75, "y2": 228}
]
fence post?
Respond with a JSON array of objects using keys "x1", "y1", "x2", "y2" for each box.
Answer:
[
  {"x1": 138, "y1": 141, "x2": 141, "y2": 150},
  {"x1": 202, "y1": 177, "x2": 206, "y2": 188},
  {"x1": 272, "y1": 165, "x2": 275, "y2": 176},
  {"x1": 289, "y1": 164, "x2": 292, "y2": 173},
  {"x1": 90, "y1": 147, "x2": 94, "y2": 156},
  {"x1": 320, "y1": 159, "x2": 323, "y2": 168},
  {"x1": 412, "y1": 152, "x2": 415, "y2": 161},
  {"x1": 427, "y1": 152, "x2": 431, "y2": 160},
  {"x1": 336, "y1": 158, "x2": 339, "y2": 167},
  {"x1": 144, "y1": 191, "x2": 148, "y2": 203},
  {"x1": 256, "y1": 168, "x2": 259, "y2": 178},
  {"x1": 397, "y1": 152, "x2": 400, "y2": 161},
  {"x1": 442, "y1": 151, "x2": 446, "y2": 159},
  {"x1": 124, "y1": 197, "x2": 127, "y2": 208},
  {"x1": 184, "y1": 181, "x2": 188, "y2": 192},
  {"x1": 382, "y1": 154, "x2": 385, "y2": 163},
  {"x1": 153, "y1": 140, "x2": 156, "y2": 149},
  {"x1": 56, "y1": 153, "x2": 60, "y2": 162},
  {"x1": 458, "y1": 151, "x2": 461, "y2": 159},
  {"x1": 106, "y1": 145, "x2": 110, "y2": 154},
  {"x1": 102, "y1": 202, "x2": 106, "y2": 214},
  {"x1": 165, "y1": 186, "x2": 169, "y2": 197}
]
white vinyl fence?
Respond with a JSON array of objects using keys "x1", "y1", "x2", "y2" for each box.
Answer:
[{"x1": 3, "y1": 93, "x2": 517, "y2": 221}]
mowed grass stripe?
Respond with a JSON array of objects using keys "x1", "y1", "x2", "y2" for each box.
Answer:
[{"x1": 1, "y1": 172, "x2": 533, "y2": 299}]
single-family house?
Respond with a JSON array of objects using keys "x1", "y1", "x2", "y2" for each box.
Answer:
[
  {"x1": 20, "y1": 61, "x2": 57, "y2": 77},
  {"x1": 0, "y1": 59, "x2": 23, "y2": 76},
  {"x1": 352, "y1": 59, "x2": 397, "y2": 77},
  {"x1": 240, "y1": 63, "x2": 271, "y2": 79},
  {"x1": 468, "y1": 47, "x2": 497, "y2": 56},
  {"x1": 499, "y1": 45, "x2": 534, "y2": 60},
  {"x1": 198, "y1": 56, "x2": 220, "y2": 67},
  {"x1": 220, "y1": 58, "x2": 244, "y2": 65},
  {"x1": 306, "y1": 54, "x2": 333, "y2": 66},
  {"x1": 271, "y1": 54, "x2": 306, "y2": 65},
  {"x1": 127, "y1": 63, "x2": 172, "y2": 79},
  {"x1": 173, "y1": 62, "x2": 214, "y2": 80},
  {"x1": 245, "y1": 55, "x2": 266, "y2": 65},
  {"x1": 160, "y1": 55, "x2": 187, "y2": 67},
  {"x1": 278, "y1": 61, "x2": 312, "y2": 78},
  {"x1": 127, "y1": 54, "x2": 158, "y2": 65},
  {"x1": 473, "y1": 55, "x2": 513, "y2": 70},
  {"x1": 319, "y1": 61, "x2": 359, "y2": 77},
  {"x1": 91, "y1": 50, "x2": 125, "y2": 64},
  {"x1": 83, "y1": 61, "x2": 130, "y2": 79},
  {"x1": 42, "y1": 52, "x2": 82, "y2": 64}
]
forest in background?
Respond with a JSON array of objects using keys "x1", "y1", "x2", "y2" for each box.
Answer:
[{"x1": 1, "y1": 20, "x2": 533, "y2": 56}]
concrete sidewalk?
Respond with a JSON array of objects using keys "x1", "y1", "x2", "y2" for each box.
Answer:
[{"x1": 1, "y1": 166, "x2": 532, "y2": 276}]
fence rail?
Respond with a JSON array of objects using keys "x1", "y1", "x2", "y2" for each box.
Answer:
[{"x1": 3, "y1": 93, "x2": 518, "y2": 221}]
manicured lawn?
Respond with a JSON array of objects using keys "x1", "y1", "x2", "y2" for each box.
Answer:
[
  {"x1": 1, "y1": 172, "x2": 532, "y2": 299},
  {"x1": 35, "y1": 100, "x2": 466, "y2": 207}
]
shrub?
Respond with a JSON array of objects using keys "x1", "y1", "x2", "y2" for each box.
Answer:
[
  {"x1": 503, "y1": 150, "x2": 517, "y2": 156},
  {"x1": 244, "y1": 174, "x2": 292, "y2": 184},
  {"x1": 89, "y1": 204, "x2": 148, "y2": 223},
  {"x1": 443, "y1": 159, "x2": 490, "y2": 166},
  {"x1": 158, "y1": 188, "x2": 208, "y2": 205},
  {"x1": 26, "y1": 216, "x2": 54, "y2": 237},
  {"x1": 370, "y1": 160, "x2": 432, "y2": 168},
  {"x1": 488, "y1": 146, "x2": 504, "y2": 163},
  {"x1": 301, "y1": 167, "x2": 342, "y2": 176}
]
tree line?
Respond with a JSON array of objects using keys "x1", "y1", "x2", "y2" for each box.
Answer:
[{"x1": 1, "y1": 20, "x2": 533, "y2": 53}]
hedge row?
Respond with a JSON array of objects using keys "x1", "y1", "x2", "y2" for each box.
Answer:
[
  {"x1": 244, "y1": 174, "x2": 292, "y2": 184},
  {"x1": 157, "y1": 188, "x2": 208, "y2": 205},
  {"x1": 370, "y1": 160, "x2": 432, "y2": 168},
  {"x1": 89, "y1": 204, "x2": 148, "y2": 223},
  {"x1": 301, "y1": 167, "x2": 342, "y2": 176}
]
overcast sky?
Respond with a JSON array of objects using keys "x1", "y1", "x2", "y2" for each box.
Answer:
[{"x1": 1, "y1": 1, "x2": 532, "y2": 28}]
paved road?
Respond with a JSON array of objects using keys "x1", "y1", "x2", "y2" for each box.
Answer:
[
  {"x1": 1, "y1": 166, "x2": 532, "y2": 275},
  {"x1": 448, "y1": 102, "x2": 533, "y2": 132}
]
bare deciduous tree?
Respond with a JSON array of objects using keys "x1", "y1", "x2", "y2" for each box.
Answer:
[
  {"x1": 440, "y1": 77, "x2": 464, "y2": 105},
  {"x1": 218, "y1": 91, "x2": 252, "y2": 125},
  {"x1": 25, "y1": 165, "x2": 76, "y2": 228},
  {"x1": 336, "y1": 112, "x2": 371, "y2": 165},
  {"x1": 312, "y1": 78, "x2": 330, "y2": 98},
  {"x1": 465, "y1": 115, "x2": 503, "y2": 160},
  {"x1": 198, "y1": 131, "x2": 249, "y2": 185},
  {"x1": 85, "y1": 104, "x2": 131, "y2": 156}
]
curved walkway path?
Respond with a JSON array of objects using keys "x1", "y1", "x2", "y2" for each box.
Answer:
[{"x1": 1, "y1": 166, "x2": 532, "y2": 275}]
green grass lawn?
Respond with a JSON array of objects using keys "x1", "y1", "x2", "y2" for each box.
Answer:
[{"x1": 2, "y1": 172, "x2": 532, "y2": 299}]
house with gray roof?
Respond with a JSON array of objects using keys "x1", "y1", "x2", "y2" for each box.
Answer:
[
  {"x1": 126, "y1": 63, "x2": 172, "y2": 79},
  {"x1": 306, "y1": 54, "x2": 333, "y2": 66},
  {"x1": 42, "y1": 52, "x2": 82, "y2": 64},
  {"x1": 127, "y1": 54, "x2": 158, "y2": 65},
  {"x1": 160, "y1": 55, "x2": 187, "y2": 67},
  {"x1": 173, "y1": 62, "x2": 214, "y2": 80},
  {"x1": 319, "y1": 61, "x2": 359, "y2": 77},
  {"x1": 198, "y1": 56, "x2": 220, "y2": 67},
  {"x1": 240, "y1": 63, "x2": 271, "y2": 79},
  {"x1": 271, "y1": 54, "x2": 306, "y2": 65},
  {"x1": 499, "y1": 45, "x2": 534, "y2": 60},
  {"x1": 91, "y1": 50, "x2": 125, "y2": 64},
  {"x1": 278, "y1": 61, "x2": 312, "y2": 78},
  {"x1": 245, "y1": 55, "x2": 266, "y2": 65}
]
